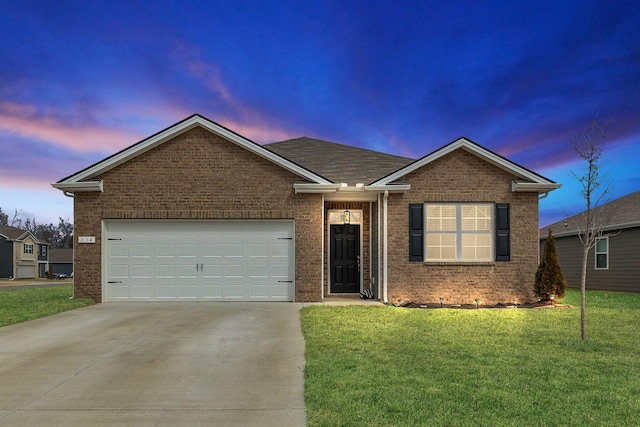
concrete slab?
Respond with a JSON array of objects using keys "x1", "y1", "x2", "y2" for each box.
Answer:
[{"x1": 0, "y1": 302, "x2": 306, "y2": 426}]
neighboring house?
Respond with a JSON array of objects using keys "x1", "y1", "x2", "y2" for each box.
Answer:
[
  {"x1": 52, "y1": 114, "x2": 559, "y2": 304},
  {"x1": 48, "y1": 248, "x2": 74, "y2": 277},
  {"x1": 540, "y1": 190, "x2": 640, "y2": 293},
  {"x1": 0, "y1": 225, "x2": 49, "y2": 279}
]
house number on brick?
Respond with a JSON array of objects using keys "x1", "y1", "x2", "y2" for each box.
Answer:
[{"x1": 78, "y1": 236, "x2": 96, "y2": 244}]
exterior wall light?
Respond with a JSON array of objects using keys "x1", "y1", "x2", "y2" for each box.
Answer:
[{"x1": 343, "y1": 209, "x2": 350, "y2": 225}]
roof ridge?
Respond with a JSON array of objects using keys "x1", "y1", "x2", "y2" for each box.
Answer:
[{"x1": 266, "y1": 137, "x2": 415, "y2": 161}]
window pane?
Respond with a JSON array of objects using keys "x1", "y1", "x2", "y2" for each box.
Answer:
[
  {"x1": 596, "y1": 239, "x2": 608, "y2": 252},
  {"x1": 596, "y1": 253, "x2": 607, "y2": 269},
  {"x1": 462, "y1": 234, "x2": 491, "y2": 260},
  {"x1": 426, "y1": 233, "x2": 456, "y2": 260},
  {"x1": 461, "y1": 205, "x2": 491, "y2": 231},
  {"x1": 426, "y1": 205, "x2": 456, "y2": 231}
]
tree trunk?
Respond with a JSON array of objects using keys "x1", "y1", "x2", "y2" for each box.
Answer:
[{"x1": 580, "y1": 246, "x2": 588, "y2": 341}]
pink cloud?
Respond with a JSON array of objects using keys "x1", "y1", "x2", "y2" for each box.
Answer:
[{"x1": 0, "y1": 102, "x2": 144, "y2": 153}]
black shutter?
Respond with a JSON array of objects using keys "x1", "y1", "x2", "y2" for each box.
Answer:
[
  {"x1": 495, "y1": 203, "x2": 510, "y2": 261},
  {"x1": 409, "y1": 204, "x2": 424, "y2": 262}
]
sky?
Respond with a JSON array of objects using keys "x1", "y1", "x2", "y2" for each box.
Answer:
[{"x1": 1, "y1": 0, "x2": 639, "y2": 228}]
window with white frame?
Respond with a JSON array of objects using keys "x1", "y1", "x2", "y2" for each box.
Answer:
[
  {"x1": 425, "y1": 203, "x2": 493, "y2": 261},
  {"x1": 24, "y1": 244, "x2": 33, "y2": 254},
  {"x1": 41, "y1": 245, "x2": 47, "y2": 256},
  {"x1": 595, "y1": 237, "x2": 608, "y2": 270}
]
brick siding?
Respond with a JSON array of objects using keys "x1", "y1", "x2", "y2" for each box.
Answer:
[
  {"x1": 384, "y1": 149, "x2": 539, "y2": 305},
  {"x1": 72, "y1": 126, "x2": 323, "y2": 302}
]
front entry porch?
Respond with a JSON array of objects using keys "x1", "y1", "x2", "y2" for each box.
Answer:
[{"x1": 324, "y1": 202, "x2": 378, "y2": 300}]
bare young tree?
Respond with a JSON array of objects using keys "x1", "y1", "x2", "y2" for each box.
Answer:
[{"x1": 569, "y1": 117, "x2": 612, "y2": 341}]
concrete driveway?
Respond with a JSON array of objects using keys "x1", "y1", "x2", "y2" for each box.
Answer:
[{"x1": 0, "y1": 302, "x2": 306, "y2": 426}]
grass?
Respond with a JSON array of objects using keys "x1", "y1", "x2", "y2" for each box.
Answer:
[
  {"x1": 0, "y1": 285, "x2": 93, "y2": 328},
  {"x1": 301, "y1": 289, "x2": 640, "y2": 426}
]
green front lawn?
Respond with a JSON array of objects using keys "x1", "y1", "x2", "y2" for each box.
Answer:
[
  {"x1": 301, "y1": 289, "x2": 640, "y2": 426},
  {"x1": 0, "y1": 285, "x2": 93, "y2": 327}
]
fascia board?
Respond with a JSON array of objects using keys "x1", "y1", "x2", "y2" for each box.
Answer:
[
  {"x1": 57, "y1": 115, "x2": 331, "y2": 185},
  {"x1": 372, "y1": 138, "x2": 557, "y2": 186}
]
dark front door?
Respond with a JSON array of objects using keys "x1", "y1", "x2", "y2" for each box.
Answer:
[{"x1": 330, "y1": 224, "x2": 360, "y2": 293}]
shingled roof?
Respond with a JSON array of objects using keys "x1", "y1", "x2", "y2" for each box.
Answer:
[
  {"x1": 0, "y1": 225, "x2": 31, "y2": 240},
  {"x1": 540, "y1": 189, "x2": 640, "y2": 238},
  {"x1": 265, "y1": 137, "x2": 414, "y2": 185}
]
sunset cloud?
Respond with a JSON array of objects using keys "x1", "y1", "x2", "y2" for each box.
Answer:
[{"x1": 0, "y1": 102, "x2": 143, "y2": 154}]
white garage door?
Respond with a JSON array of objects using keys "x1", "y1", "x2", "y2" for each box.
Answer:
[
  {"x1": 17, "y1": 265, "x2": 36, "y2": 279},
  {"x1": 104, "y1": 220, "x2": 294, "y2": 302}
]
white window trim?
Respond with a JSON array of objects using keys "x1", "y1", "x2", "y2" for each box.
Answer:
[
  {"x1": 424, "y1": 203, "x2": 494, "y2": 262},
  {"x1": 24, "y1": 244, "x2": 34, "y2": 255},
  {"x1": 595, "y1": 236, "x2": 609, "y2": 270}
]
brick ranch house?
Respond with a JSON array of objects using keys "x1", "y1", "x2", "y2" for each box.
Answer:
[{"x1": 53, "y1": 114, "x2": 560, "y2": 304}]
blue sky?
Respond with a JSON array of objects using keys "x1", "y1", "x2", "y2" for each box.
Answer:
[{"x1": 1, "y1": 0, "x2": 639, "y2": 227}]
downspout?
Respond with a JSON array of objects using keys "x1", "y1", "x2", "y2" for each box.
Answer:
[
  {"x1": 63, "y1": 191, "x2": 74, "y2": 298},
  {"x1": 538, "y1": 191, "x2": 550, "y2": 200},
  {"x1": 321, "y1": 194, "x2": 325, "y2": 300},
  {"x1": 383, "y1": 190, "x2": 389, "y2": 304}
]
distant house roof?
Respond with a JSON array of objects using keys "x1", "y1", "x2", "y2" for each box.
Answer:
[
  {"x1": 265, "y1": 137, "x2": 414, "y2": 185},
  {"x1": 540, "y1": 189, "x2": 640, "y2": 238},
  {"x1": 0, "y1": 225, "x2": 44, "y2": 243},
  {"x1": 49, "y1": 248, "x2": 73, "y2": 264}
]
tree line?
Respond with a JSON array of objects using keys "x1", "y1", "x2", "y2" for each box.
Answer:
[{"x1": 0, "y1": 207, "x2": 73, "y2": 249}]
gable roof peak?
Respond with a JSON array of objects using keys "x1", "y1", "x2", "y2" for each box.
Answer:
[
  {"x1": 371, "y1": 136, "x2": 559, "y2": 191},
  {"x1": 53, "y1": 114, "x2": 333, "y2": 193}
]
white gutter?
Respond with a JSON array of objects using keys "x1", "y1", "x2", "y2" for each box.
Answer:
[
  {"x1": 383, "y1": 190, "x2": 389, "y2": 304},
  {"x1": 294, "y1": 182, "x2": 411, "y2": 194},
  {"x1": 52, "y1": 180, "x2": 104, "y2": 193},
  {"x1": 512, "y1": 181, "x2": 561, "y2": 193},
  {"x1": 364, "y1": 184, "x2": 411, "y2": 192},
  {"x1": 293, "y1": 183, "x2": 342, "y2": 193}
]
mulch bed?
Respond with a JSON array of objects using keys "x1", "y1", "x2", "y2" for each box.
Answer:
[{"x1": 391, "y1": 300, "x2": 571, "y2": 309}]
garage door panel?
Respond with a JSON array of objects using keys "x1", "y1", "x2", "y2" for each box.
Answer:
[
  {"x1": 202, "y1": 284, "x2": 222, "y2": 299},
  {"x1": 250, "y1": 243, "x2": 269, "y2": 257},
  {"x1": 178, "y1": 285, "x2": 197, "y2": 299},
  {"x1": 156, "y1": 245, "x2": 175, "y2": 257},
  {"x1": 224, "y1": 243, "x2": 243, "y2": 257},
  {"x1": 225, "y1": 284, "x2": 244, "y2": 299},
  {"x1": 157, "y1": 265, "x2": 176, "y2": 278},
  {"x1": 157, "y1": 285, "x2": 176, "y2": 299},
  {"x1": 224, "y1": 264, "x2": 244, "y2": 278},
  {"x1": 202, "y1": 244, "x2": 222, "y2": 257},
  {"x1": 110, "y1": 264, "x2": 129, "y2": 279},
  {"x1": 131, "y1": 264, "x2": 151, "y2": 279},
  {"x1": 110, "y1": 244, "x2": 129, "y2": 257},
  {"x1": 178, "y1": 244, "x2": 197, "y2": 258},
  {"x1": 249, "y1": 284, "x2": 269, "y2": 299},
  {"x1": 105, "y1": 220, "x2": 293, "y2": 302},
  {"x1": 110, "y1": 285, "x2": 130, "y2": 299},
  {"x1": 132, "y1": 285, "x2": 151, "y2": 299},
  {"x1": 178, "y1": 264, "x2": 197, "y2": 278},
  {"x1": 250, "y1": 264, "x2": 269, "y2": 278},
  {"x1": 272, "y1": 283, "x2": 292, "y2": 299}
]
